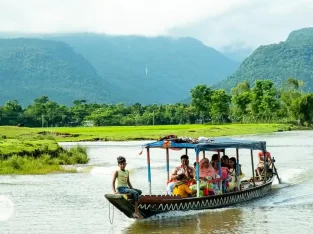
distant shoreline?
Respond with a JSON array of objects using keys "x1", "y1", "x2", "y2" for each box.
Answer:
[
  {"x1": 2, "y1": 123, "x2": 308, "y2": 142},
  {"x1": 1, "y1": 124, "x2": 311, "y2": 175}
]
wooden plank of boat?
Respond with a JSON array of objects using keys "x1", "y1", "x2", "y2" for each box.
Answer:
[
  {"x1": 105, "y1": 177, "x2": 274, "y2": 219},
  {"x1": 104, "y1": 194, "x2": 137, "y2": 218}
]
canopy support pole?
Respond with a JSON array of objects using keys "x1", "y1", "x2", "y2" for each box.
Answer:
[
  {"x1": 263, "y1": 151, "x2": 267, "y2": 183},
  {"x1": 196, "y1": 151, "x2": 200, "y2": 197},
  {"x1": 250, "y1": 149, "x2": 256, "y2": 187},
  {"x1": 202, "y1": 151, "x2": 205, "y2": 159},
  {"x1": 166, "y1": 148, "x2": 170, "y2": 181},
  {"x1": 217, "y1": 150, "x2": 222, "y2": 194},
  {"x1": 147, "y1": 148, "x2": 152, "y2": 195},
  {"x1": 185, "y1": 148, "x2": 188, "y2": 155},
  {"x1": 236, "y1": 148, "x2": 240, "y2": 191}
]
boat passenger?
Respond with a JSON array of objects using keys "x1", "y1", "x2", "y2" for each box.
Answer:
[
  {"x1": 171, "y1": 155, "x2": 195, "y2": 181},
  {"x1": 199, "y1": 158, "x2": 218, "y2": 195},
  {"x1": 221, "y1": 155, "x2": 230, "y2": 169},
  {"x1": 200, "y1": 158, "x2": 216, "y2": 179},
  {"x1": 256, "y1": 151, "x2": 271, "y2": 180},
  {"x1": 210, "y1": 154, "x2": 219, "y2": 171},
  {"x1": 228, "y1": 157, "x2": 245, "y2": 192},
  {"x1": 211, "y1": 154, "x2": 230, "y2": 181},
  {"x1": 221, "y1": 156, "x2": 232, "y2": 192},
  {"x1": 112, "y1": 156, "x2": 143, "y2": 219},
  {"x1": 173, "y1": 174, "x2": 196, "y2": 198},
  {"x1": 167, "y1": 155, "x2": 195, "y2": 195}
]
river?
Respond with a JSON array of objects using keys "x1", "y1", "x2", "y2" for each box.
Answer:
[{"x1": 1, "y1": 131, "x2": 313, "y2": 234}]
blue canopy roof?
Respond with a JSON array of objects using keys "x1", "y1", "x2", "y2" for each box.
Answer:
[
  {"x1": 143, "y1": 137, "x2": 266, "y2": 153},
  {"x1": 195, "y1": 138, "x2": 266, "y2": 152}
]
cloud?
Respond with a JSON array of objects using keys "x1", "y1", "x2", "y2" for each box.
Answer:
[
  {"x1": 0, "y1": 0, "x2": 245, "y2": 35},
  {"x1": 169, "y1": 0, "x2": 313, "y2": 49},
  {"x1": 0, "y1": 0, "x2": 312, "y2": 50}
]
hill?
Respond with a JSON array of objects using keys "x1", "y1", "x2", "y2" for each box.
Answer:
[
  {"x1": 0, "y1": 38, "x2": 122, "y2": 105},
  {"x1": 46, "y1": 34, "x2": 239, "y2": 104},
  {"x1": 216, "y1": 28, "x2": 313, "y2": 91}
]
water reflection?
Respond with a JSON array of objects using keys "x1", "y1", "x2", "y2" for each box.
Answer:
[{"x1": 124, "y1": 208, "x2": 243, "y2": 234}]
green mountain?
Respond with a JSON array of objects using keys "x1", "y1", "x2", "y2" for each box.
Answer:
[
  {"x1": 0, "y1": 38, "x2": 122, "y2": 105},
  {"x1": 46, "y1": 34, "x2": 238, "y2": 104},
  {"x1": 216, "y1": 28, "x2": 313, "y2": 91},
  {"x1": 0, "y1": 34, "x2": 238, "y2": 105}
]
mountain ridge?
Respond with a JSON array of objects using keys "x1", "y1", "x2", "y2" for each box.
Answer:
[{"x1": 215, "y1": 27, "x2": 313, "y2": 92}]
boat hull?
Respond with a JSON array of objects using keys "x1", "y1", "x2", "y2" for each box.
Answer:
[{"x1": 105, "y1": 177, "x2": 274, "y2": 219}]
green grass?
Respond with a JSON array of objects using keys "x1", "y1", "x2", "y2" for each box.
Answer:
[
  {"x1": 0, "y1": 146, "x2": 89, "y2": 175},
  {"x1": 0, "y1": 123, "x2": 307, "y2": 175},
  {"x1": 0, "y1": 139, "x2": 60, "y2": 158},
  {"x1": 37, "y1": 123, "x2": 298, "y2": 142}
]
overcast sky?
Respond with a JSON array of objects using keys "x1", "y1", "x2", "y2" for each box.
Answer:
[{"x1": 0, "y1": 0, "x2": 312, "y2": 50}]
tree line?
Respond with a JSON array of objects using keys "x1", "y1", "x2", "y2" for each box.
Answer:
[{"x1": 1, "y1": 78, "x2": 313, "y2": 127}]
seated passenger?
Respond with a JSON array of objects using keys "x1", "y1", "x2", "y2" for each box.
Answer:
[
  {"x1": 210, "y1": 154, "x2": 219, "y2": 172},
  {"x1": 171, "y1": 154, "x2": 195, "y2": 181},
  {"x1": 173, "y1": 174, "x2": 196, "y2": 198},
  {"x1": 221, "y1": 156, "x2": 232, "y2": 192},
  {"x1": 199, "y1": 158, "x2": 218, "y2": 195},
  {"x1": 199, "y1": 158, "x2": 216, "y2": 179},
  {"x1": 228, "y1": 157, "x2": 245, "y2": 192},
  {"x1": 167, "y1": 155, "x2": 195, "y2": 195},
  {"x1": 256, "y1": 151, "x2": 271, "y2": 180},
  {"x1": 221, "y1": 155, "x2": 230, "y2": 169}
]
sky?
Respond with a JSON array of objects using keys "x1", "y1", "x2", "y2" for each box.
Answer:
[{"x1": 0, "y1": 0, "x2": 312, "y2": 50}]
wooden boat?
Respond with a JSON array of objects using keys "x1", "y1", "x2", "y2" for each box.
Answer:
[{"x1": 105, "y1": 137, "x2": 279, "y2": 219}]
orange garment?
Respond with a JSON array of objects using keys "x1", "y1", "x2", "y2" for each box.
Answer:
[{"x1": 173, "y1": 183, "x2": 192, "y2": 198}]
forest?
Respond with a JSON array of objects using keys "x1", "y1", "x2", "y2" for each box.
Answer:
[{"x1": 1, "y1": 78, "x2": 313, "y2": 127}]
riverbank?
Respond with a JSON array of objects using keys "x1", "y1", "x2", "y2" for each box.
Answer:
[
  {"x1": 0, "y1": 123, "x2": 308, "y2": 144},
  {"x1": 36, "y1": 123, "x2": 305, "y2": 141},
  {"x1": 0, "y1": 126, "x2": 89, "y2": 174},
  {"x1": 0, "y1": 123, "x2": 308, "y2": 174}
]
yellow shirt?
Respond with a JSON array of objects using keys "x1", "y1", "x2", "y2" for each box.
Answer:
[
  {"x1": 117, "y1": 169, "x2": 129, "y2": 188},
  {"x1": 173, "y1": 183, "x2": 192, "y2": 198}
]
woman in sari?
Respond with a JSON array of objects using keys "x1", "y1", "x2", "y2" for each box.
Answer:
[{"x1": 197, "y1": 158, "x2": 219, "y2": 195}]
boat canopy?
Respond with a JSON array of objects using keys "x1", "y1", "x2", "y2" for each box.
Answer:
[
  {"x1": 196, "y1": 138, "x2": 266, "y2": 153},
  {"x1": 143, "y1": 137, "x2": 266, "y2": 153}
]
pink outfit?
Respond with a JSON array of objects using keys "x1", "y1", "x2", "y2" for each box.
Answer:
[
  {"x1": 199, "y1": 158, "x2": 216, "y2": 178},
  {"x1": 221, "y1": 167, "x2": 230, "y2": 181}
]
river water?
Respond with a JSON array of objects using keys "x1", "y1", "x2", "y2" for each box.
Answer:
[{"x1": 1, "y1": 131, "x2": 313, "y2": 234}]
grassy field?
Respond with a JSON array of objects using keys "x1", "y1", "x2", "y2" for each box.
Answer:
[
  {"x1": 0, "y1": 123, "x2": 306, "y2": 174},
  {"x1": 36, "y1": 123, "x2": 297, "y2": 142},
  {"x1": 0, "y1": 126, "x2": 89, "y2": 174}
]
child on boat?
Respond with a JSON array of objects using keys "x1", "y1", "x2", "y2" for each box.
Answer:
[
  {"x1": 173, "y1": 174, "x2": 196, "y2": 198},
  {"x1": 228, "y1": 157, "x2": 245, "y2": 192},
  {"x1": 112, "y1": 156, "x2": 143, "y2": 219}
]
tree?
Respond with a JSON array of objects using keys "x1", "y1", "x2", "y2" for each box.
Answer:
[
  {"x1": 280, "y1": 78, "x2": 304, "y2": 121},
  {"x1": 210, "y1": 89, "x2": 231, "y2": 123},
  {"x1": 298, "y1": 93, "x2": 313, "y2": 126},
  {"x1": 191, "y1": 85, "x2": 213, "y2": 123},
  {"x1": 0, "y1": 100, "x2": 23, "y2": 125},
  {"x1": 230, "y1": 81, "x2": 252, "y2": 122},
  {"x1": 250, "y1": 80, "x2": 280, "y2": 121}
]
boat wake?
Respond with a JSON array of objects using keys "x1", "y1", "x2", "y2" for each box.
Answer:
[{"x1": 143, "y1": 207, "x2": 231, "y2": 221}]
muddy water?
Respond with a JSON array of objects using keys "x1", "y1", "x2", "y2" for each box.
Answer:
[{"x1": 1, "y1": 131, "x2": 313, "y2": 234}]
